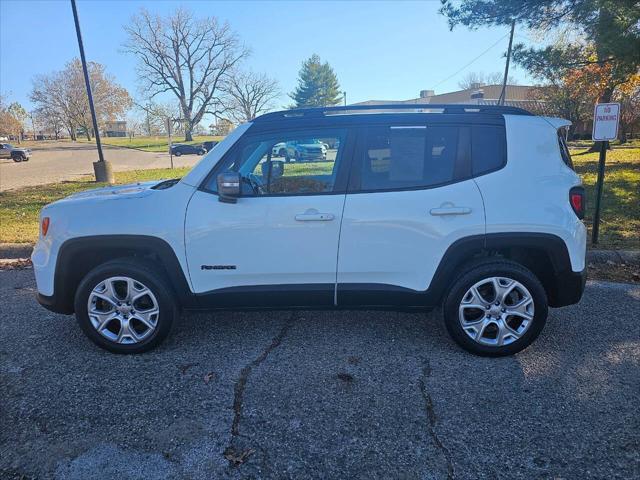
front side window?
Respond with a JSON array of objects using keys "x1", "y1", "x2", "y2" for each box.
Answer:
[
  {"x1": 359, "y1": 125, "x2": 467, "y2": 191},
  {"x1": 206, "y1": 129, "x2": 346, "y2": 196}
]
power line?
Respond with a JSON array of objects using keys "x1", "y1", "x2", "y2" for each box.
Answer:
[{"x1": 432, "y1": 33, "x2": 511, "y2": 89}]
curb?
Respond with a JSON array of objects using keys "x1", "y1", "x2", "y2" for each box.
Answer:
[
  {"x1": 0, "y1": 243, "x2": 34, "y2": 259},
  {"x1": 0, "y1": 242, "x2": 638, "y2": 264}
]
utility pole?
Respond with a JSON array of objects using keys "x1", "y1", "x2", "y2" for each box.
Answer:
[
  {"x1": 343, "y1": 91, "x2": 347, "y2": 106},
  {"x1": 70, "y1": 0, "x2": 113, "y2": 183},
  {"x1": 498, "y1": 19, "x2": 516, "y2": 106}
]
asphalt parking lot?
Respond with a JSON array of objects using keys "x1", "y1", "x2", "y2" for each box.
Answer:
[
  {"x1": 1, "y1": 268, "x2": 639, "y2": 480},
  {"x1": 0, "y1": 142, "x2": 200, "y2": 191}
]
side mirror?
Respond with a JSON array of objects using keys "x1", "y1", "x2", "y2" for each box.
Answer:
[{"x1": 217, "y1": 171, "x2": 241, "y2": 203}]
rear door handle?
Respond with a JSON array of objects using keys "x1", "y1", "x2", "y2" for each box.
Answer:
[
  {"x1": 295, "y1": 209, "x2": 335, "y2": 221},
  {"x1": 429, "y1": 207, "x2": 472, "y2": 216}
]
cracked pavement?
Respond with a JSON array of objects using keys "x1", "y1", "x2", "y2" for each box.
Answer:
[{"x1": 1, "y1": 268, "x2": 639, "y2": 479}]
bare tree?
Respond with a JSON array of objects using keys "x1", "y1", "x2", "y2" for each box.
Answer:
[
  {"x1": 225, "y1": 71, "x2": 280, "y2": 123},
  {"x1": 31, "y1": 59, "x2": 131, "y2": 141},
  {"x1": 135, "y1": 101, "x2": 181, "y2": 136},
  {"x1": 31, "y1": 71, "x2": 78, "y2": 139},
  {"x1": 124, "y1": 8, "x2": 248, "y2": 141},
  {"x1": 458, "y1": 71, "x2": 518, "y2": 90},
  {"x1": 34, "y1": 107, "x2": 65, "y2": 139}
]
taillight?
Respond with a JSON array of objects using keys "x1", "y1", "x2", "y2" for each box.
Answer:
[
  {"x1": 569, "y1": 187, "x2": 585, "y2": 219},
  {"x1": 41, "y1": 217, "x2": 50, "y2": 236}
]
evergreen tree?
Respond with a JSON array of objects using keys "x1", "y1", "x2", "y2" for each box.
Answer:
[
  {"x1": 290, "y1": 54, "x2": 342, "y2": 108},
  {"x1": 440, "y1": 1, "x2": 639, "y2": 103}
]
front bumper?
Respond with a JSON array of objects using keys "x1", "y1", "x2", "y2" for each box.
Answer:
[
  {"x1": 549, "y1": 268, "x2": 586, "y2": 307},
  {"x1": 36, "y1": 292, "x2": 74, "y2": 315}
]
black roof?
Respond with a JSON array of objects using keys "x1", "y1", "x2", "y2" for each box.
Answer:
[{"x1": 254, "y1": 103, "x2": 532, "y2": 124}]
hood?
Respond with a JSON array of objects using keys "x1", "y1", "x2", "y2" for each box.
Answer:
[{"x1": 55, "y1": 180, "x2": 160, "y2": 204}]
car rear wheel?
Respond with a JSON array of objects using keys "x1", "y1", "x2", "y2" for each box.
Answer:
[
  {"x1": 442, "y1": 260, "x2": 548, "y2": 356},
  {"x1": 74, "y1": 259, "x2": 178, "y2": 354}
]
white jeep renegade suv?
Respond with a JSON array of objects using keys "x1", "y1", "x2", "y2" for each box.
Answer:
[{"x1": 32, "y1": 104, "x2": 586, "y2": 356}]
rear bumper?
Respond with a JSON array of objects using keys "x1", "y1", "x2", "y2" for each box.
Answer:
[{"x1": 549, "y1": 268, "x2": 586, "y2": 307}]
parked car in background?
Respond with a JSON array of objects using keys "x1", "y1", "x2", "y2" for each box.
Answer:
[
  {"x1": 272, "y1": 139, "x2": 327, "y2": 162},
  {"x1": 0, "y1": 143, "x2": 31, "y2": 162},
  {"x1": 32, "y1": 104, "x2": 586, "y2": 356},
  {"x1": 170, "y1": 143, "x2": 206, "y2": 156},
  {"x1": 202, "y1": 140, "x2": 219, "y2": 152}
]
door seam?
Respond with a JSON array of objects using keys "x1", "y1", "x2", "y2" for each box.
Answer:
[{"x1": 334, "y1": 193, "x2": 349, "y2": 306}]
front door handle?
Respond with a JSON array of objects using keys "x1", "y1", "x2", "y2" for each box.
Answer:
[
  {"x1": 430, "y1": 206, "x2": 472, "y2": 216},
  {"x1": 295, "y1": 209, "x2": 335, "y2": 221}
]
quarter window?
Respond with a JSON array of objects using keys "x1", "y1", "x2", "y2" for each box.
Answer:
[
  {"x1": 206, "y1": 130, "x2": 346, "y2": 196},
  {"x1": 471, "y1": 125, "x2": 506, "y2": 175}
]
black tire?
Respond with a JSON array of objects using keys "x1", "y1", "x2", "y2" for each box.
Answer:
[
  {"x1": 442, "y1": 259, "x2": 548, "y2": 357},
  {"x1": 12, "y1": 155, "x2": 23, "y2": 162},
  {"x1": 74, "y1": 258, "x2": 178, "y2": 354},
  {"x1": 278, "y1": 148, "x2": 286, "y2": 158},
  {"x1": 198, "y1": 149, "x2": 206, "y2": 155},
  {"x1": 174, "y1": 151, "x2": 182, "y2": 157}
]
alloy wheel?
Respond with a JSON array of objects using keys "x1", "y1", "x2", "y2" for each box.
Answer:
[
  {"x1": 458, "y1": 276, "x2": 534, "y2": 347},
  {"x1": 87, "y1": 276, "x2": 160, "y2": 345}
]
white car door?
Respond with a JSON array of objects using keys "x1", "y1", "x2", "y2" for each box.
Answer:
[
  {"x1": 337, "y1": 122, "x2": 495, "y2": 306},
  {"x1": 185, "y1": 128, "x2": 353, "y2": 307}
]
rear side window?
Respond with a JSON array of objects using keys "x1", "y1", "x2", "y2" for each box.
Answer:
[
  {"x1": 471, "y1": 125, "x2": 506, "y2": 175},
  {"x1": 359, "y1": 125, "x2": 468, "y2": 191},
  {"x1": 557, "y1": 129, "x2": 574, "y2": 170}
]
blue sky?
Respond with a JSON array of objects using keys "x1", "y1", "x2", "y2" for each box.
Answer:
[{"x1": 1, "y1": 0, "x2": 535, "y2": 117}]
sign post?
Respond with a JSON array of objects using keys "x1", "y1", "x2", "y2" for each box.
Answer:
[
  {"x1": 166, "y1": 118, "x2": 174, "y2": 170},
  {"x1": 591, "y1": 102, "x2": 620, "y2": 244}
]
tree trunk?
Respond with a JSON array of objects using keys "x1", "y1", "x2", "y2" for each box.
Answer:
[
  {"x1": 618, "y1": 127, "x2": 627, "y2": 144},
  {"x1": 184, "y1": 127, "x2": 193, "y2": 142}
]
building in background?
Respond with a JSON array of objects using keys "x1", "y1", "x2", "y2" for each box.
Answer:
[
  {"x1": 355, "y1": 84, "x2": 544, "y2": 111},
  {"x1": 103, "y1": 120, "x2": 127, "y2": 137}
]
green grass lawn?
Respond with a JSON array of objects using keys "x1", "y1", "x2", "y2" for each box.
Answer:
[
  {"x1": 78, "y1": 135, "x2": 224, "y2": 153},
  {"x1": 570, "y1": 146, "x2": 640, "y2": 249},
  {"x1": 0, "y1": 168, "x2": 190, "y2": 244},
  {"x1": 1, "y1": 149, "x2": 638, "y2": 248}
]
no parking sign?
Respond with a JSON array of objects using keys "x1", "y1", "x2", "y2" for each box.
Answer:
[
  {"x1": 591, "y1": 102, "x2": 621, "y2": 244},
  {"x1": 592, "y1": 103, "x2": 620, "y2": 141}
]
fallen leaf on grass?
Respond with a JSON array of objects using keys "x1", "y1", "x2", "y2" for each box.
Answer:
[
  {"x1": 224, "y1": 447, "x2": 255, "y2": 466},
  {"x1": 204, "y1": 372, "x2": 215, "y2": 384}
]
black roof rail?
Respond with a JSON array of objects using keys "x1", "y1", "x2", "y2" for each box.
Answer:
[{"x1": 254, "y1": 103, "x2": 533, "y2": 122}]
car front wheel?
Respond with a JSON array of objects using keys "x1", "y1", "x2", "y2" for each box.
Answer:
[
  {"x1": 12, "y1": 155, "x2": 23, "y2": 162},
  {"x1": 74, "y1": 259, "x2": 178, "y2": 354},
  {"x1": 443, "y1": 260, "x2": 548, "y2": 356}
]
